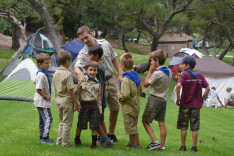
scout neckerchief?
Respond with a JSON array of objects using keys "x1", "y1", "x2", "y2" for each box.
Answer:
[
  {"x1": 157, "y1": 66, "x2": 170, "y2": 77},
  {"x1": 120, "y1": 71, "x2": 140, "y2": 89},
  {"x1": 187, "y1": 69, "x2": 198, "y2": 78},
  {"x1": 37, "y1": 67, "x2": 51, "y2": 95}
]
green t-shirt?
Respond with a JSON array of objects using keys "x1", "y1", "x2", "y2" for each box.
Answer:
[{"x1": 96, "y1": 63, "x2": 106, "y2": 108}]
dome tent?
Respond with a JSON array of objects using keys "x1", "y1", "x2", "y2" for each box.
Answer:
[{"x1": 0, "y1": 55, "x2": 38, "y2": 101}]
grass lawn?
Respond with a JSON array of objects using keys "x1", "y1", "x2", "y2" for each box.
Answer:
[{"x1": 0, "y1": 48, "x2": 234, "y2": 155}]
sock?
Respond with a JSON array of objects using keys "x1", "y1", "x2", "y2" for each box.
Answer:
[
  {"x1": 92, "y1": 135, "x2": 97, "y2": 146},
  {"x1": 102, "y1": 136, "x2": 109, "y2": 141},
  {"x1": 75, "y1": 136, "x2": 80, "y2": 139},
  {"x1": 160, "y1": 147, "x2": 165, "y2": 150}
]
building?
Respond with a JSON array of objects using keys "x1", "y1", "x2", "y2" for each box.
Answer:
[{"x1": 157, "y1": 33, "x2": 193, "y2": 58}]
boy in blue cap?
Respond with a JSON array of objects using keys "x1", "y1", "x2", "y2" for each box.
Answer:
[{"x1": 176, "y1": 55, "x2": 210, "y2": 152}]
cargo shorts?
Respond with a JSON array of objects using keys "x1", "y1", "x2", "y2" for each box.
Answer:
[
  {"x1": 105, "y1": 77, "x2": 120, "y2": 111},
  {"x1": 177, "y1": 107, "x2": 200, "y2": 131},
  {"x1": 142, "y1": 95, "x2": 167, "y2": 123}
]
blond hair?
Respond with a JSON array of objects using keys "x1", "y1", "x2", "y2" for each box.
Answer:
[
  {"x1": 58, "y1": 50, "x2": 72, "y2": 65},
  {"x1": 120, "y1": 53, "x2": 134, "y2": 70}
]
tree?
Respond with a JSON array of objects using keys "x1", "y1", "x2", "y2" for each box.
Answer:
[
  {"x1": 27, "y1": 0, "x2": 61, "y2": 53},
  {"x1": 0, "y1": 1, "x2": 30, "y2": 58},
  {"x1": 187, "y1": 0, "x2": 234, "y2": 59}
]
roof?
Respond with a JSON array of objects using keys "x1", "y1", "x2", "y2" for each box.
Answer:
[
  {"x1": 159, "y1": 34, "x2": 193, "y2": 42},
  {"x1": 195, "y1": 57, "x2": 234, "y2": 77}
]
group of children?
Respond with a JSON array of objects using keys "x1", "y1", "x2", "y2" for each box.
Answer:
[{"x1": 34, "y1": 47, "x2": 210, "y2": 152}]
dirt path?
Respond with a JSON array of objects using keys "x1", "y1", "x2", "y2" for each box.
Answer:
[
  {"x1": 0, "y1": 58, "x2": 11, "y2": 62},
  {"x1": 0, "y1": 33, "x2": 12, "y2": 49}
]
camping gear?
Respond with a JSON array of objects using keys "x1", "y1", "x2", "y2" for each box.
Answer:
[
  {"x1": 0, "y1": 55, "x2": 38, "y2": 101},
  {"x1": 168, "y1": 48, "x2": 202, "y2": 79},
  {"x1": 170, "y1": 58, "x2": 234, "y2": 107},
  {"x1": 24, "y1": 33, "x2": 55, "y2": 57}
]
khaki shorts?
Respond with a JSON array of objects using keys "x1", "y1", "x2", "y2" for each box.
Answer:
[
  {"x1": 177, "y1": 107, "x2": 200, "y2": 131},
  {"x1": 123, "y1": 114, "x2": 138, "y2": 135},
  {"x1": 106, "y1": 77, "x2": 120, "y2": 111},
  {"x1": 142, "y1": 95, "x2": 167, "y2": 123}
]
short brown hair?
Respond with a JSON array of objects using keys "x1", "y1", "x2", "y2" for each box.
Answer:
[
  {"x1": 149, "y1": 49, "x2": 166, "y2": 65},
  {"x1": 85, "y1": 60, "x2": 98, "y2": 70},
  {"x1": 36, "y1": 53, "x2": 50, "y2": 64},
  {"x1": 120, "y1": 53, "x2": 134, "y2": 70},
  {"x1": 58, "y1": 50, "x2": 72, "y2": 65},
  {"x1": 77, "y1": 26, "x2": 91, "y2": 37}
]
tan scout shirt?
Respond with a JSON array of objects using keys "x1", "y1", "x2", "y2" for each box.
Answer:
[
  {"x1": 119, "y1": 77, "x2": 142, "y2": 117},
  {"x1": 148, "y1": 65, "x2": 172, "y2": 102},
  {"x1": 75, "y1": 77, "x2": 102, "y2": 114},
  {"x1": 75, "y1": 39, "x2": 117, "y2": 76},
  {"x1": 53, "y1": 67, "x2": 75, "y2": 106}
]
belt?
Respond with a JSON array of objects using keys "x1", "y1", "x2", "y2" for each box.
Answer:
[
  {"x1": 106, "y1": 75, "x2": 112, "y2": 81},
  {"x1": 80, "y1": 101, "x2": 97, "y2": 105}
]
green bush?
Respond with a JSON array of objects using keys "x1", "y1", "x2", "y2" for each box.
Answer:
[{"x1": 0, "y1": 19, "x2": 12, "y2": 35}]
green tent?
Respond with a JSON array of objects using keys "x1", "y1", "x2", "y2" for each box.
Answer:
[{"x1": 0, "y1": 55, "x2": 38, "y2": 101}]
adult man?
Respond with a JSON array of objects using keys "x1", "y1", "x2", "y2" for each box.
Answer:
[
  {"x1": 74, "y1": 26, "x2": 123, "y2": 142},
  {"x1": 223, "y1": 87, "x2": 234, "y2": 108}
]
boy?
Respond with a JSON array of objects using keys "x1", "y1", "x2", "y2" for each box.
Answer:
[
  {"x1": 118, "y1": 53, "x2": 142, "y2": 149},
  {"x1": 53, "y1": 50, "x2": 81, "y2": 147},
  {"x1": 142, "y1": 50, "x2": 171, "y2": 151},
  {"x1": 74, "y1": 46, "x2": 113, "y2": 148},
  {"x1": 176, "y1": 55, "x2": 210, "y2": 152},
  {"x1": 75, "y1": 60, "x2": 103, "y2": 149},
  {"x1": 34, "y1": 53, "x2": 55, "y2": 144}
]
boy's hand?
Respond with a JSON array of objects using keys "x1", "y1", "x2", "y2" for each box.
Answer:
[
  {"x1": 77, "y1": 105, "x2": 82, "y2": 113},
  {"x1": 74, "y1": 104, "x2": 78, "y2": 111},
  {"x1": 99, "y1": 113, "x2": 102, "y2": 117},
  {"x1": 176, "y1": 99, "x2": 180, "y2": 106},
  {"x1": 149, "y1": 61, "x2": 157, "y2": 73},
  {"x1": 46, "y1": 94, "x2": 51, "y2": 100},
  {"x1": 116, "y1": 92, "x2": 119, "y2": 97}
]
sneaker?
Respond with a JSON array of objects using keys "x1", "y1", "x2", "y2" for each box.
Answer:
[
  {"x1": 74, "y1": 137, "x2": 82, "y2": 145},
  {"x1": 100, "y1": 140, "x2": 114, "y2": 148},
  {"x1": 179, "y1": 146, "x2": 186, "y2": 151},
  {"x1": 108, "y1": 134, "x2": 118, "y2": 143},
  {"x1": 159, "y1": 147, "x2": 165, "y2": 151},
  {"x1": 146, "y1": 141, "x2": 161, "y2": 150},
  {"x1": 191, "y1": 146, "x2": 198, "y2": 152},
  {"x1": 90, "y1": 144, "x2": 96, "y2": 149},
  {"x1": 40, "y1": 139, "x2": 56, "y2": 145},
  {"x1": 97, "y1": 136, "x2": 103, "y2": 144}
]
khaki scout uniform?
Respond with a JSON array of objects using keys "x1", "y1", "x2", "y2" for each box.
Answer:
[
  {"x1": 53, "y1": 66, "x2": 75, "y2": 146},
  {"x1": 75, "y1": 39, "x2": 120, "y2": 111},
  {"x1": 119, "y1": 73, "x2": 142, "y2": 135},
  {"x1": 75, "y1": 77, "x2": 102, "y2": 113},
  {"x1": 75, "y1": 77, "x2": 102, "y2": 130}
]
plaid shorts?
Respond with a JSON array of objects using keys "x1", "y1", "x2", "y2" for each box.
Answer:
[
  {"x1": 177, "y1": 107, "x2": 200, "y2": 131},
  {"x1": 77, "y1": 101, "x2": 100, "y2": 130}
]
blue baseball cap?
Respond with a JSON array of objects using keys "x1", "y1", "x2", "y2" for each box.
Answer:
[{"x1": 182, "y1": 55, "x2": 196, "y2": 66}]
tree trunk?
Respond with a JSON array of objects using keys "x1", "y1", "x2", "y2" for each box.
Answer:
[
  {"x1": 11, "y1": 25, "x2": 20, "y2": 49},
  {"x1": 27, "y1": 0, "x2": 62, "y2": 53},
  {"x1": 218, "y1": 43, "x2": 231, "y2": 60},
  {"x1": 118, "y1": 31, "x2": 122, "y2": 49},
  {"x1": 136, "y1": 31, "x2": 142, "y2": 44},
  {"x1": 121, "y1": 32, "x2": 128, "y2": 52},
  {"x1": 151, "y1": 36, "x2": 159, "y2": 51},
  {"x1": 58, "y1": 29, "x2": 65, "y2": 45}
]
